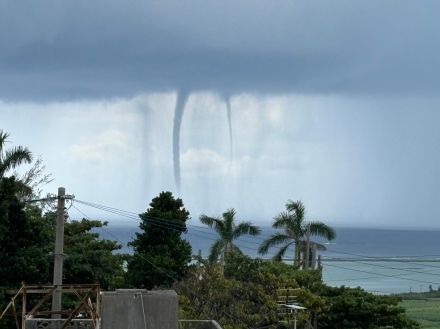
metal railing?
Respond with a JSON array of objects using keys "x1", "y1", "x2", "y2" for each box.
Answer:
[
  {"x1": 26, "y1": 319, "x2": 95, "y2": 329},
  {"x1": 179, "y1": 320, "x2": 223, "y2": 329}
]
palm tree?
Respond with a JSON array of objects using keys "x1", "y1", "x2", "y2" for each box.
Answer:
[
  {"x1": 258, "y1": 200, "x2": 335, "y2": 268},
  {"x1": 200, "y1": 208, "x2": 261, "y2": 267},
  {"x1": 0, "y1": 130, "x2": 32, "y2": 178}
]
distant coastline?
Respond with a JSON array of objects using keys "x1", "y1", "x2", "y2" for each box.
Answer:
[{"x1": 95, "y1": 224, "x2": 440, "y2": 294}]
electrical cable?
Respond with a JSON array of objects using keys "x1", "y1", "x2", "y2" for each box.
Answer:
[
  {"x1": 327, "y1": 248, "x2": 440, "y2": 271},
  {"x1": 74, "y1": 199, "x2": 279, "y2": 256},
  {"x1": 72, "y1": 204, "x2": 440, "y2": 319},
  {"x1": 74, "y1": 199, "x2": 440, "y2": 282},
  {"x1": 323, "y1": 262, "x2": 440, "y2": 285},
  {"x1": 322, "y1": 258, "x2": 440, "y2": 278},
  {"x1": 75, "y1": 199, "x2": 273, "y2": 247}
]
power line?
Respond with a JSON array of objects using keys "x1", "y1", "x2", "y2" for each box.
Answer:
[
  {"x1": 327, "y1": 248, "x2": 440, "y2": 270},
  {"x1": 74, "y1": 199, "x2": 440, "y2": 278},
  {"x1": 71, "y1": 204, "x2": 440, "y2": 297},
  {"x1": 324, "y1": 262, "x2": 440, "y2": 285},
  {"x1": 325, "y1": 275, "x2": 386, "y2": 283},
  {"x1": 74, "y1": 199, "x2": 279, "y2": 255},
  {"x1": 73, "y1": 199, "x2": 440, "y2": 282},
  {"x1": 74, "y1": 199, "x2": 273, "y2": 246},
  {"x1": 322, "y1": 258, "x2": 440, "y2": 278}
]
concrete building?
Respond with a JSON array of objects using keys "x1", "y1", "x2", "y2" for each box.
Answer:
[{"x1": 101, "y1": 289, "x2": 222, "y2": 329}]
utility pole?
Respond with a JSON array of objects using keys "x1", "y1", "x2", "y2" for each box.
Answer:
[{"x1": 51, "y1": 187, "x2": 74, "y2": 319}]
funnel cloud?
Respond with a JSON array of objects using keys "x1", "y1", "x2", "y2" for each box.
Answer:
[
  {"x1": 172, "y1": 92, "x2": 234, "y2": 191},
  {"x1": 225, "y1": 97, "x2": 233, "y2": 163},
  {"x1": 173, "y1": 91, "x2": 189, "y2": 193}
]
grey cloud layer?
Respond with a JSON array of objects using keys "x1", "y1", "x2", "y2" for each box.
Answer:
[{"x1": 1, "y1": 0, "x2": 440, "y2": 100}]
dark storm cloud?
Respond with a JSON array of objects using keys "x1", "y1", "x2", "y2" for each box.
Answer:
[{"x1": 1, "y1": 0, "x2": 440, "y2": 101}]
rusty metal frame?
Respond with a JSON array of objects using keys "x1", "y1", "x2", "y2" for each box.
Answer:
[
  {"x1": 1, "y1": 283, "x2": 100, "y2": 329},
  {"x1": 0, "y1": 284, "x2": 24, "y2": 326}
]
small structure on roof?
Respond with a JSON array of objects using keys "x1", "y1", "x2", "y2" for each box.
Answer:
[{"x1": 282, "y1": 304, "x2": 307, "y2": 329}]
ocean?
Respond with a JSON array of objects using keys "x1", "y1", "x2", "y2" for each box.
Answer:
[{"x1": 96, "y1": 224, "x2": 440, "y2": 294}]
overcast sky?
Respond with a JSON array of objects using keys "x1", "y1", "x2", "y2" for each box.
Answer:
[{"x1": 1, "y1": 1, "x2": 440, "y2": 229}]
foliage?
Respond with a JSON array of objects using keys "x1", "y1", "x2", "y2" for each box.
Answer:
[
  {"x1": 0, "y1": 177, "x2": 52, "y2": 286},
  {"x1": 318, "y1": 285, "x2": 419, "y2": 329},
  {"x1": 200, "y1": 208, "x2": 260, "y2": 264},
  {"x1": 126, "y1": 191, "x2": 192, "y2": 289},
  {"x1": 175, "y1": 263, "x2": 279, "y2": 329},
  {"x1": 179, "y1": 253, "x2": 418, "y2": 329},
  {"x1": 224, "y1": 252, "x2": 324, "y2": 292},
  {"x1": 176, "y1": 253, "x2": 325, "y2": 329},
  {"x1": 63, "y1": 218, "x2": 126, "y2": 290},
  {"x1": 259, "y1": 200, "x2": 335, "y2": 266},
  {"x1": 0, "y1": 200, "x2": 127, "y2": 327},
  {"x1": 0, "y1": 177, "x2": 52, "y2": 329}
]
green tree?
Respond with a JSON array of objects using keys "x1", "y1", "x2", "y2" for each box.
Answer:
[
  {"x1": 175, "y1": 263, "x2": 279, "y2": 329},
  {"x1": 62, "y1": 218, "x2": 126, "y2": 290},
  {"x1": 126, "y1": 191, "x2": 192, "y2": 289},
  {"x1": 0, "y1": 177, "x2": 53, "y2": 329},
  {"x1": 177, "y1": 254, "x2": 325, "y2": 329},
  {"x1": 200, "y1": 208, "x2": 260, "y2": 266},
  {"x1": 0, "y1": 177, "x2": 52, "y2": 286},
  {"x1": 224, "y1": 252, "x2": 324, "y2": 293},
  {"x1": 259, "y1": 200, "x2": 335, "y2": 266},
  {"x1": 318, "y1": 286, "x2": 419, "y2": 329}
]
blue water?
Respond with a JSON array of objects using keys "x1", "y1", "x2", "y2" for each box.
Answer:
[{"x1": 95, "y1": 224, "x2": 440, "y2": 294}]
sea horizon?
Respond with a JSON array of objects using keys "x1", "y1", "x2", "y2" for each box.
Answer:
[{"x1": 93, "y1": 224, "x2": 440, "y2": 294}]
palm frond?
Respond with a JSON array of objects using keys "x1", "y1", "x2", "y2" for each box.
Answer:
[
  {"x1": 258, "y1": 232, "x2": 291, "y2": 255},
  {"x1": 272, "y1": 242, "x2": 294, "y2": 261},
  {"x1": 222, "y1": 208, "x2": 236, "y2": 222},
  {"x1": 232, "y1": 221, "x2": 261, "y2": 239},
  {"x1": 309, "y1": 221, "x2": 336, "y2": 240},
  {"x1": 200, "y1": 215, "x2": 224, "y2": 233},
  {"x1": 296, "y1": 238, "x2": 326, "y2": 251},
  {"x1": 222, "y1": 208, "x2": 235, "y2": 234},
  {"x1": 272, "y1": 212, "x2": 293, "y2": 229},
  {"x1": 310, "y1": 241, "x2": 327, "y2": 251},
  {"x1": 0, "y1": 130, "x2": 9, "y2": 155},
  {"x1": 208, "y1": 239, "x2": 225, "y2": 263},
  {"x1": 13, "y1": 180, "x2": 33, "y2": 200},
  {"x1": 286, "y1": 200, "x2": 305, "y2": 216},
  {"x1": 0, "y1": 146, "x2": 32, "y2": 177}
]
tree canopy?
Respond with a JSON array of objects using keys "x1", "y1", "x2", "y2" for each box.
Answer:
[
  {"x1": 176, "y1": 253, "x2": 325, "y2": 329},
  {"x1": 318, "y1": 285, "x2": 418, "y2": 329},
  {"x1": 62, "y1": 218, "x2": 126, "y2": 290},
  {"x1": 126, "y1": 191, "x2": 192, "y2": 289},
  {"x1": 0, "y1": 177, "x2": 52, "y2": 286}
]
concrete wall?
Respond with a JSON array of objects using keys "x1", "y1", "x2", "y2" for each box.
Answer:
[{"x1": 101, "y1": 290, "x2": 178, "y2": 329}]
